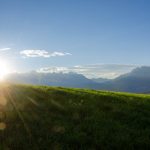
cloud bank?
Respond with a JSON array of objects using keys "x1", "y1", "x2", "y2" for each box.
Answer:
[
  {"x1": 37, "y1": 64, "x2": 138, "y2": 79},
  {"x1": 20, "y1": 49, "x2": 72, "y2": 58}
]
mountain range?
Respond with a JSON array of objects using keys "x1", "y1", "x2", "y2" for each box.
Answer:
[
  {"x1": 5, "y1": 66, "x2": 150, "y2": 93},
  {"x1": 99, "y1": 66, "x2": 150, "y2": 93}
]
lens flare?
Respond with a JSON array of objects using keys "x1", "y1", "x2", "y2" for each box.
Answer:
[{"x1": 0, "y1": 60, "x2": 10, "y2": 80}]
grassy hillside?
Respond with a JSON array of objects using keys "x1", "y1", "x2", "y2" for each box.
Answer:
[{"x1": 0, "y1": 84, "x2": 150, "y2": 149}]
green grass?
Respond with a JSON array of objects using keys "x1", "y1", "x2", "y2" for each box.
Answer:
[{"x1": 0, "y1": 84, "x2": 150, "y2": 149}]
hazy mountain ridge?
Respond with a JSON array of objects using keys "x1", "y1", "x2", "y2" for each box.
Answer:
[
  {"x1": 6, "y1": 71, "x2": 100, "y2": 88},
  {"x1": 99, "y1": 66, "x2": 150, "y2": 93},
  {"x1": 5, "y1": 66, "x2": 150, "y2": 93}
]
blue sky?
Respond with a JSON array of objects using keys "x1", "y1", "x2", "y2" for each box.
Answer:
[{"x1": 0, "y1": 0, "x2": 150, "y2": 78}]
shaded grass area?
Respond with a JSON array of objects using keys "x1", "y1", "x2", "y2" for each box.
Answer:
[{"x1": 0, "y1": 84, "x2": 150, "y2": 149}]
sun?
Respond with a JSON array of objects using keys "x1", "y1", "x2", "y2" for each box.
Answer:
[{"x1": 0, "y1": 60, "x2": 10, "y2": 80}]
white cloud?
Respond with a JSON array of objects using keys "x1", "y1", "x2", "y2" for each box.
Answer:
[
  {"x1": 20, "y1": 49, "x2": 72, "y2": 58},
  {"x1": 71, "y1": 64, "x2": 138, "y2": 79},
  {"x1": 37, "y1": 64, "x2": 139, "y2": 79},
  {"x1": 0, "y1": 48, "x2": 11, "y2": 51},
  {"x1": 38, "y1": 67, "x2": 68, "y2": 73},
  {"x1": 50, "y1": 52, "x2": 72, "y2": 57},
  {"x1": 20, "y1": 50, "x2": 49, "y2": 58}
]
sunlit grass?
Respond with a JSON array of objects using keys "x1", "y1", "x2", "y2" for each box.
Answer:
[{"x1": 0, "y1": 84, "x2": 150, "y2": 149}]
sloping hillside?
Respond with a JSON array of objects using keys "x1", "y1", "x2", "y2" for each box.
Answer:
[{"x1": 0, "y1": 84, "x2": 150, "y2": 149}]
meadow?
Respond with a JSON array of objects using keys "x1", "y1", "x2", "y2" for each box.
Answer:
[{"x1": 0, "y1": 84, "x2": 150, "y2": 149}]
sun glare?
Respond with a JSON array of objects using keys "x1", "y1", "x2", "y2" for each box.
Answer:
[{"x1": 0, "y1": 60, "x2": 10, "y2": 80}]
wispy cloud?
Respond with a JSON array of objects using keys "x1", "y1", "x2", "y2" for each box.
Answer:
[
  {"x1": 20, "y1": 50, "x2": 49, "y2": 58},
  {"x1": 38, "y1": 67, "x2": 68, "y2": 73},
  {"x1": 37, "y1": 64, "x2": 139, "y2": 79},
  {"x1": 0, "y1": 48, "x2": 11, "y2": 51},
  {"x1": 70, "y1": 64, "x2": 138, "y2": 79},
  {"x1": 20, "y1": 49, "x2": 72, "y2": 58}
]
